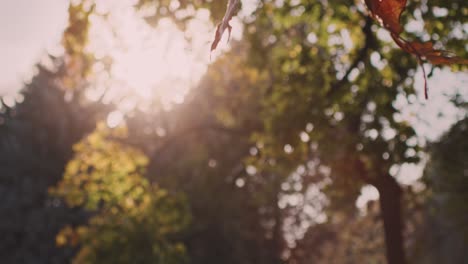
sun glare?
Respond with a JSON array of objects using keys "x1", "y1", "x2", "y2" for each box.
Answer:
[{"x1": 86, "y1": 1, "x2": 216, "y2": 112}]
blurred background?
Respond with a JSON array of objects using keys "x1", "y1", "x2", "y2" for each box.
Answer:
[{"x1": 0, "y1": 0, "x2": 466, "y2": 263}]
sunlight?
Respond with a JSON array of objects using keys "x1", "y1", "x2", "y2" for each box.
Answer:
[
  {"x1": 0, "y1": 0, "x2": 68, "y2": 95},
  {"x1": 86, "y1": 1, "x2": 214, "y2": 111}
]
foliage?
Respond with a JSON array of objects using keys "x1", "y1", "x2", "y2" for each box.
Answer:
[
  {"x1": 101, "y1": 0, "x2": 466, "y2": 263},
  {"x1": 51, "y1": 124, "x2": 190, "y2": 264},
  {"x1": 425, "y1": 118, "x2": 468, "y2": 235},
  {"x1": 61, "y1": 2, "x2": 95, "y2": 89},
  {"x1": 0, "y1": 58, "x2": 103, "y2": 264},
  {"x1": 204, "y1": 0, "x2": 463, "y2": 262},
  {"x1": 1, "y1": 1, "x2": 467, "y2": 264},
  {"x1": 406, "y1": 118, "x2": 468, "y2": 263},
  {"x1": 123, "y1": 50, "x2": 281, "y2": 264},
  {"x1": 135, "y1": 0, "x2": 232, "y2": 30},
  {"x1": 212, "y1": 0, "x2": 467, "y2": 98}
]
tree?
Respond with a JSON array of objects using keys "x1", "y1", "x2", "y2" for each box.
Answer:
[
  {"x1": 123, "y1": 47, "x2": 280, "y2": 264},
  {"x1": 0, "y1": 3, "x2": 106, "y2": 263},
  {"x1": 131, "y1": 1, "x2": 467, "y2": 262},
  {"x1": 0, "y1": 58, "x2": 104, "y2": 263},
  {"x1": 411, "y1": 117, "x2": 468, "y2": 263},
  {"x1": 51, "y1": 123, "x2": 190, "y2": 264},
  {"x1": 203, "y1": 0, "x2": 466, "y2": 263},
  {"x1": 237, "y1": 3, "x2": 413, "y2": 263}
]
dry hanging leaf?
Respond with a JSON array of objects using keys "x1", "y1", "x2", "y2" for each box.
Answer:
[
  {"x1": 364, "y1": 0, "x2": 468, "y2": 98},
  {"x1": 211, "y1": 0, "x2": 240, "y2": 52},
  {"x1": 393, "y1": 37, "x2": 468, "y2": 65},
  {"x1": 365, "y1": 0, "x2": 407, "y2": 34}
]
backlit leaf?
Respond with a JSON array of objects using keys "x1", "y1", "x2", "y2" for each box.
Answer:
[
  {"x1": 365, "y1": 0, "x2": 407, "y2": 34},
  {"x1": 210, "y1": 0, "x2": 240, "y2": 52},
  {"x1": 364, "y1": 0, "x2": 468, "y2": 98}
]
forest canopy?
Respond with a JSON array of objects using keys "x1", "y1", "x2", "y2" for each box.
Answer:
[{"x1": 0, "y1": 1, "x2": 466, "y2": 264}]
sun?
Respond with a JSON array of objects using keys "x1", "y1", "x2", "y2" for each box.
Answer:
[{"x1": 85, "y1": 1, "x2": 213, "y2": 112}]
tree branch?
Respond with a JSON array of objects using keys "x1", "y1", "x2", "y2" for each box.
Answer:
[{"x1": 327, "y1": 16, "x2": 374, "y2": 97}]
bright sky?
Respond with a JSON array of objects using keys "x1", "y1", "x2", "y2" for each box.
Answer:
[
  {"x1": 0, "y1": 0, "x2": 69, "y2": 95},
  {"x1": 85, "y1": 1, "x2": 231, "y2": 113}
]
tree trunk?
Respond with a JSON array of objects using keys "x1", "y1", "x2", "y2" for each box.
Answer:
[{"x1": 374, "y1": 174, "x2": 406, "y2": 264}]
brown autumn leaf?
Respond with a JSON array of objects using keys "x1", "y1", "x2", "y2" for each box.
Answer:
[
  {"x1": 396, "y1": 39, "x2": 468, "y2": 65},
  {"x1": 365, "y1": 0, "x2": 467, "y2": 98},
  {"x1": 394, "y1": 37, "x2": 468, "y2": 98},
  {"x1": 210, "y1": 0, "x2": 240, "y2": 52},
  {"x1": 365, "y1": 0, "x2": 407, "y2": 34}
]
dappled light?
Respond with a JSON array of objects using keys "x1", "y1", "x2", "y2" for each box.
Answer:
[
  {"x1": 0, "y1": 0, "x2": 467, "y2": 264},
  {"x1": 85, "y1": 1, "x2": 213, "y2": 111}
]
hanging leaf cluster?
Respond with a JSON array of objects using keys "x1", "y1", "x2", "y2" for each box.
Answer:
[
  {"x1": 211, "y1": 0, "x2": 467, "y2": 99},
  {"x1": 364, "y1": 0, "x2": 467, "y2": 98}
]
